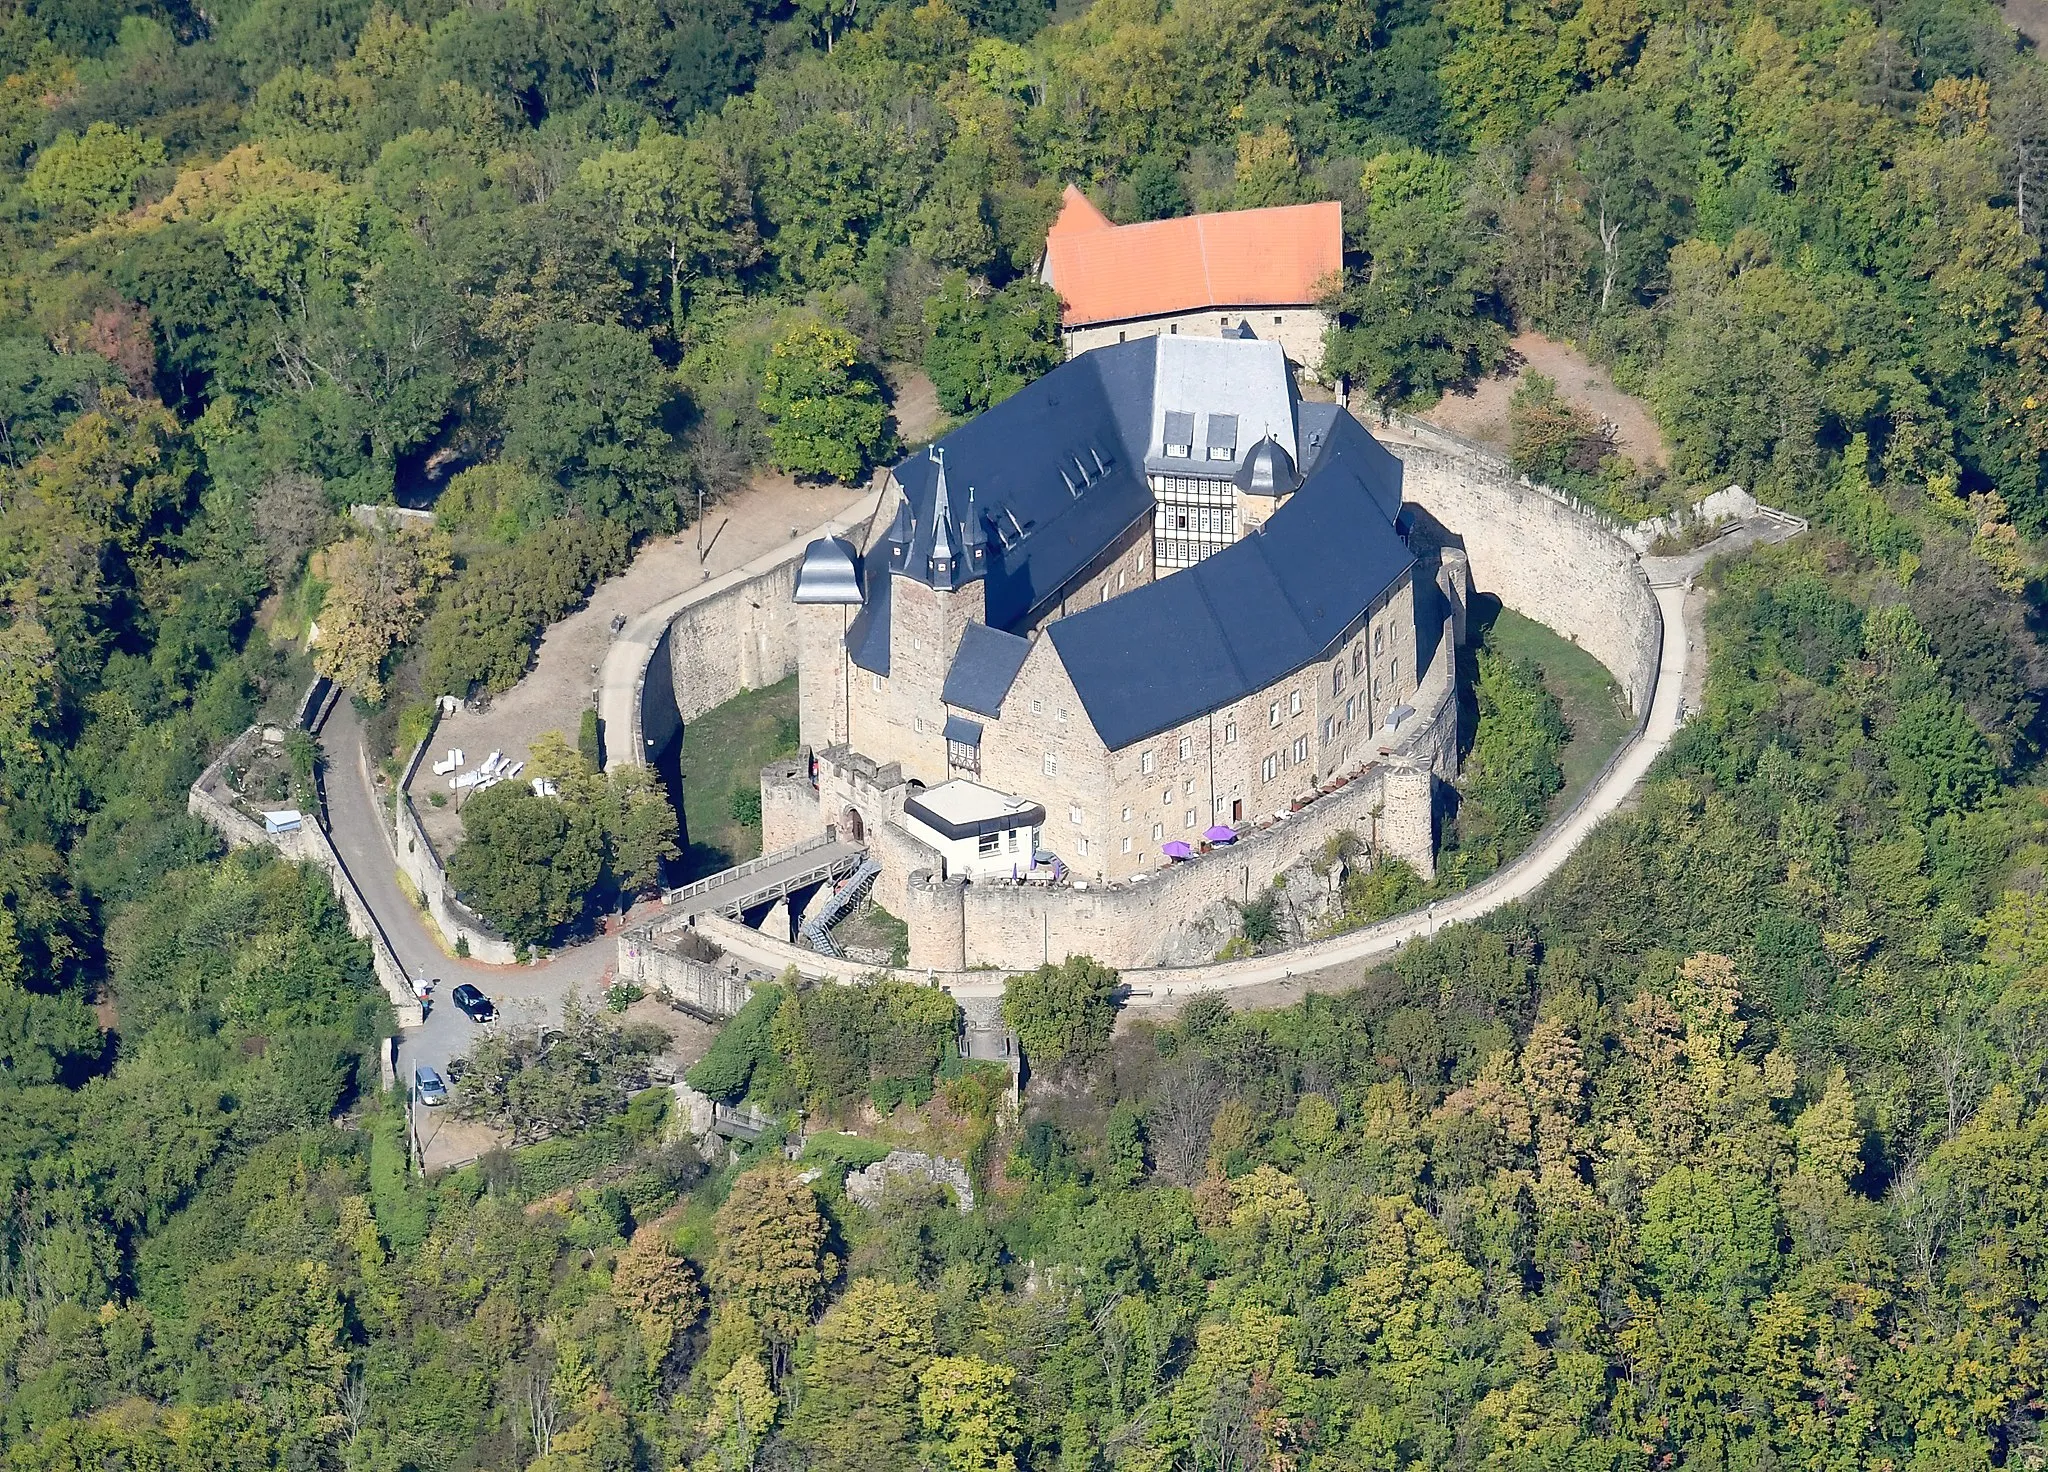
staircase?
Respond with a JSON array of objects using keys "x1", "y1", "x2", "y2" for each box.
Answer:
[{"x1": 799, "y1": 857, "x2": 882, "y2": 958}]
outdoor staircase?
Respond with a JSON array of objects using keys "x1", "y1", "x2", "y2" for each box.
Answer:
[{"x1": 799, "y1": 857, "x2": 882, "y2": 958}]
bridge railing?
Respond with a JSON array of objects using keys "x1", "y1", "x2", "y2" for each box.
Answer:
[{"x1": 662, "y1": 831, "x2": 837, "y2": 906}]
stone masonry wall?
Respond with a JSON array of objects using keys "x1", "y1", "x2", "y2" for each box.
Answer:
[
  {"x1": 392, "y1": 731, "x2": 520, "y2": 964},
  {"x1": 1064, "y1": 307, "x2": 1332, "y2": 378},
  {"x1": 1384, "y1": 418, "x2": 1661, "y2": 713},
  {"x1": 658, "y1": 557, "x2": 803, "y2": 734}
]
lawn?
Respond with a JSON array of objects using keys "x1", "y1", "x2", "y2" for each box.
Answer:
[
  {"x1": 1480, "y1": 603, "x2": 1632, "y2": 810},
  {"x1": 676, "y1": 676, "x2": 800, "y2": 882}
]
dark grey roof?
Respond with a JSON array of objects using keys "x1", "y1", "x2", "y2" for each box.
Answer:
[
  {"x1": 941, "y1": 622, "x2": 1032, "y2": 717},
  {"x1": 886, "y1": 339, "x2": 1157, "y2": 630},
  {"x1": 846, "y1": 565, "x2": 892, "y2": 674},
  {"x1": 1046, "y1": 443, "x2": 1411, "y2": 750},
  {"x1": 903, "y1": 794, "x2": 1046, "y2": 842},
  {"x1": 793, "y1": 536, "x2": 862, "y2": 603},
  {"x1": 942, "y1": 714, "x2": 983, "y2": 746},
  {"x1": 1163, "y1": 410, "x2": 1195, "y2": 450},
  {"x1": 1233, "y1": 435, "x2": 1298, "y2": 496},
  {"x1": 1206, "y1": 413, "x2": 1238, "y2": 453},
  {"x1": 1227, "y1": 318, "x2": 1258, "y2": 339}
]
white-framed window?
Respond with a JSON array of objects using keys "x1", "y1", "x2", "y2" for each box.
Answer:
[
  {"x1": 872, "y1": 673, "x2": 884, "y2": 692},
  {"x1": 1353, "y1": 646, "x2": 1364, "y2": 676},
  {"x1": 1043, "y1": 752, "x2": 1058, "y2": 775},
  {"x1": 1152, "y1": 823, "x2": 1164, "y2": 840},
  {"x1": 1390, "y1": 657, "x2": 1400, "y2": 686},
  {"x1": 1185, "y1": 809, "x2": 1197, "y2": 828},
  {"x1": 1332, "y1": 664, "x2": 1344, "y2": 696},
  {"x1": 1117, "y1": 571, "x2": 1126, "y2": 589},
  {"x1": 1289, "y1": 690, "x2": 1303, "y2": 716},
  {"x1": 1374, "y1": 628, "x2": 1384, "y2": 656},
  {"x1": 1140, "y1": 749, "x2": 1154, "y2": 774},
  {"x1": 978, "y1": 831, "x2": 1001, "y2": 855},
  {"x1": 914, "y1": 715, "x2": 924, "y2": 734},
  {"x1": 1122, "y1": 836, "x2": 1132, "y2": 853},
  {"x1": 1373, "y1": 678, "x2": 1382, "y2": 700},
  {"x1": 1293, "y1": 736, "x2": 1309, "y2": 763},
  {"x1": 1224, "y1": 721, "x2": 1238, "y2": 744},
  {"x1": 1323, "y1": 717, "x2": 1335, "y2": 743},
  {"x1": 1007, "y1": 829, "x2": 1019, "y2": 852},
  {"x1": 1079, "y1": 837, "x2": 1090, "y2": 855},
  {"x1": 1178, "y1": 735, "x2": 1193, "y2": 761},
  {"x1": 1122, "y1": 805, "x2": 1132, "y2": 821},
  {"x1": 1031, "y1": 698, "x2": 1042, "y2": 714},
  {"x1": 1269, "y1": 701, "x2": 1282, "y2": 728},
  {"x1": 1161, "y1": 787, "x2": 1171, "y2": 804},
  {"x1": 1261, "y1": 754, "x2": 1279, "y2": 782},
  {"x1": 1070, "y1": 805, "x2": 1083, "y2": 825},
  {"x1": 1057, "y1": 707, "x2": 1068, "y2": 724},
  {"x1": 1184, "y1": 778, "x2": 1195, "y2": 796}
]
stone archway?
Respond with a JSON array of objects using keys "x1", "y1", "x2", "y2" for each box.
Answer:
[{"x1": 840, "y1": 806, "x2": 865, "y2": 844}]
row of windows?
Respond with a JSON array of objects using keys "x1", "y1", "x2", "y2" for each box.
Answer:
[
  {"x1": 1114, "y1": 316, "x2": 1286, "y2": 343},
  {"x1": 1157, "y1": 504, "x2": 1235, "y2": 536},
  {"x1": 1153, "y1": 475, "x2": 1238, "y2": 503},
  {"x1": 1156, "y1": 537, "x2": 1229, "y2": 568}
]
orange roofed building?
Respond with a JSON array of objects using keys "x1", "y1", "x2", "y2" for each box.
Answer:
[{"x1": 1039, "y1": 185, "x2": 1343, "y2": 378}]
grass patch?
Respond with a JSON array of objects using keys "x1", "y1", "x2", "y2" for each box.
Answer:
[
  {"x1": 677, "y1": 675, "x2": 801, "y2": 882},
  {"x1": 1479, "y1": 604, "x2": 1631, "y2": 809}
]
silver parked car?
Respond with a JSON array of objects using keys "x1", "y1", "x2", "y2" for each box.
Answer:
[{"x1": 414, "y1": 1065, "x2": 449, "y2": 1106}]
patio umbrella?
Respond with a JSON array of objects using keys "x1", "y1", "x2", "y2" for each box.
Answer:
[
  {"x1": 1203, "y1": 825, "x2": 1237, "y2": 843},
  {"x1": 1161, "y1": 840, "x2": 1194, "y2": 859}
]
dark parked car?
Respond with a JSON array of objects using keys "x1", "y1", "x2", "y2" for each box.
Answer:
[
  {"x1": 452, "y1": 983, "x2": 495, "y2": 1022},
  {"x1": 414, "y1": 1066, "x2": 448, "y2": 1106}
]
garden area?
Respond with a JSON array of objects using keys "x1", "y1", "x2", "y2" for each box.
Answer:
[{"x1": 677, "y1": 676, "x2": 802, "y2": 882}]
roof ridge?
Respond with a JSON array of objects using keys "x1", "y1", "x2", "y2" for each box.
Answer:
[
  {"x1": 1186, "y1": 559, "x2": 1251, "y2": 689},
  {"x1": 1244, "y1": 522, "x2": 1318, "y2": 650}
]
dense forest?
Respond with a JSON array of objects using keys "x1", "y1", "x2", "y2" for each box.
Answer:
[{"x1": 4, "y1": 0, "x2": 2048, "y2": 1466}]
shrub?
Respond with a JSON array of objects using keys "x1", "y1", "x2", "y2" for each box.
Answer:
[{"x1": 1001, "y1": 955, "x2": 1119, "y2": 1068}]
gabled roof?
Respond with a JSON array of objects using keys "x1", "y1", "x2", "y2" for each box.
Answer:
[
  {"x1": 1045, "y1": 439, "x2": 1410, "y2": 751},
  {"x1": 942, "y1": 623, "x2": 1033, "y2": 718},
  {"x1": 1042, "y1": 196, "x2": 1343, "y2": 328}
]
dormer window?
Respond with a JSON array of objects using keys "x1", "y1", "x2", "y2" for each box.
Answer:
[
  {"x1": 1206, "y1": 413, "x2": 1238, "y2": 461},
  {"x1": 1163, "y1": 410, "x2": 1194, "y2": 458}
]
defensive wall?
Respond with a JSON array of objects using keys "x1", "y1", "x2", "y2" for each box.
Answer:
[
  {"x1": 391, "y1": 723, "x2": 519, "y2": 964},
  {"x1": 1379, "y1": 410, "x2": 1663, "y2": 717},
  {"x1": 188, "y1": 724, "x2": 425, "y2": 1028}
]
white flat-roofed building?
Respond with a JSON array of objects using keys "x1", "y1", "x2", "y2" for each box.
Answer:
[{"x1": 901, "y1": 779, "x2": 1045, "y2": 882}]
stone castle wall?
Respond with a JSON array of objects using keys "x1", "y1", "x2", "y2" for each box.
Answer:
[
  {"x1": 1383, "y1": 414, "x2": 1662, "y2": 714},
  {"x1": 1064, "y1": 306, "x2": 1332, "y2": 378},
  {"x1": 392, "y1": 730, "x2": 519, "y2": 964}
]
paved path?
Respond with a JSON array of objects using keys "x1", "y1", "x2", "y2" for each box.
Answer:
[{"x1": 322, "y1": 702, "x2": 623, "y2": 1085}]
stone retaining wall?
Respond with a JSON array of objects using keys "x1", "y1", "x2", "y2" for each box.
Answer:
[
  {"x1": 391, "y1": 729, "x2": 519, "y2": 964},
  {"x1": 188, "y1": 730, "x2": 425, "y2": 1028}
]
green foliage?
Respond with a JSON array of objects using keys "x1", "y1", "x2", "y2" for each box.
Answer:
[
  {"x1": 922, "y1": 273, "x2": 1062, "y2": 416},
  {"x1": 1461, "y1": 647, "x2": 1569, "y2": 851},
  {"x1": 447, "y1": 781, "x2": 605, "y2": 946},
  {"x1": 419, "y1": 517, "x2": 631, "y2": 697},
  {"x1": 759, "y1": 319, "x2": 893, "y2": 484},
  {"x1": 504, "y1": 323, "x2": 681, "y2": 525},
  {"x1": 685, "y1": 983, "x2": 787, "y2": 1102},
  {"x1": 728, "y1": 786, "x2": 762, "y2": 828},
  {"x1": 772, "y1": 978, "x2": 960, "y2": 1114},
  {"x1": 26, "y1": 121, "x2": 164, "y2": 217},
  {"x1": 1002, "y1": 955, "x2": 1118, "y2": 1068}
]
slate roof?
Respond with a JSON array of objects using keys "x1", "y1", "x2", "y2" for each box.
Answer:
[
  {"x1": 887, "y1": 338, "x2": 1158, "y2": 630},
  {"x1": 1045, "y1": 435, "x2": 1411, "y2": 750},
  {"x1": 942, "y1": 622, "x2": 1034, "y2": 717},
  {"x1": 1041, "y1": 190, "x2": 1343, "y2": 327}
]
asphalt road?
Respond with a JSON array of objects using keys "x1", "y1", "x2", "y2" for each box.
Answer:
[{"x1": 320, "y1": 702, "x2": 619, "y2": 1093}]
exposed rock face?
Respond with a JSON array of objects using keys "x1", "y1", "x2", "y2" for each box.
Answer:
[{"x1": 845, "y1": 1150, "x2": 975, "y2": 1214}]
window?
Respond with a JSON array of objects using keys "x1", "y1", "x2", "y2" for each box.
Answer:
[
  {"x1": 948, "y1": 739, "x2": 980, "y2": 772},
  {"x1": 1057, "y1": 707, "x2": 1068, "y2": 724},
  {"x1": 1152, "y1": 823, "x2": 1164, "y2": 840},
  {"x1": 1289, "y1": 690, "x2": 1303, "y2": 716},
  {"x1": 1178, "y1": 736, "x2": 1193, "y2": 761},
  {"x1": 1352, "y1": 646, "x2": 1364, "y2": 677},
  {"x1": 1069, "y1": 805, "x2": 1082, "y2": 825},
  {"x1": 1332, "y1": 663, "x2": 1344, "y2": 696},
  {"x1": 1122, "y1": 805, "x2": 1132, "y2": 821},
  {"x1": 1323, "y1": 717, "x2": 1335, "y2": 744},
  {"x1": 1269, "y1": 701, "x2": 1282, "y2": 728},
  {"x1": 1184, "y1": 779, "x2": 1195, "y2": 796},
  {"x1": 1100, "y1": 583, "x2": 1108, "y2": 602},
  {"x1": 1170, "y1": 323, "x2": 1179, "y2": 334},
  {"x1": 1345, "y1": 696, "x2": 1355, "y2": 723},
  {"x1": 1043, "y1": 752, "x2": 1058, "y2": 775},
  {"x1": 1293, "y1": 736, "x2": 1309, "y2": 763},
  {"x1": 1273, "y1": 315, "x2": 1283, "y2": 325},
  {"x1": 1118, "y1": 330, "x2": 1127, "y2": 342},
  {"x1": 1031, "y1": 698, "x2": 1042, "y2": 714},
  {"x1": 1261, "y1": 754, "x2": 1279, "y2": 782},
  {"x1": 1390, "y1": 657, "x2": 1400, "y2": 686},
  {"x1": 1185, "y1": 809, "x2": 1197, "y2": 828},
  {"x1": 1007, "y1": 829, "x2": 1019, "y2": 852},
  {"x1": 1140, "y1": 750, "x2": 1155, "y2": 775},
  {"x1": 1162, "y1": 787, "x2": 1171, "y2": 805},
  {"x1": 1373, "y1": 679, "x2": 1382, "y2": 700},
  {"x1": 1117, "y1": 571, "x2": 1126, "y2": 589},
  {"x1": 914, "y1": 715, "x2": 924, "y2": 733},
  {"x1": 1224, "y1": 721, "x2": 1238, "y2": 744},
  {"x1": 1373, "y1": 628, "x2": 1384, "y2": 656},
  {"x1": 872, "y1": 673, "x2": 884, "y2": 692},
  {"x1": 1122, "y1": 836, "x2": 1132, "y2": 853},
  {"x1": 978, "y1": 832, "x2": 1001, "y2": 855},
  {"x1": 1079, "y1": 837, "x2": 1090, "y2": 855}
]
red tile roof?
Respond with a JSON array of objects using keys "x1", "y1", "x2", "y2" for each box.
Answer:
[{"x1": 1042, "y1": 188, "x2": 1343, "y2": 328}]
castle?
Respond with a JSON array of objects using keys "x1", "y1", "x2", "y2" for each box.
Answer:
[{"x1": 764, "y1": 330, "x2": 1469, "y2": 971}]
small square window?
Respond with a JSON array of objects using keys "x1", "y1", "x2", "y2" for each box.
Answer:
[
  {"x1": 1031, "y1": 698, "x2": 1042, "y2": 714},
  {"x1": 1273, "y1": 315, "x2": 1283, "y2": 325},
  {"x1": 1057, "y1": 707, "x2": 1068, "y2": 724}
]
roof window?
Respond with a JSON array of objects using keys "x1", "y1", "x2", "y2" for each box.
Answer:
[
  {"x1": 1206, "y1": 413, "x2": 1238, "y2": 461},
  {"x1": 1163, "y1": 411, "x2": 1194, "y2": 458}
]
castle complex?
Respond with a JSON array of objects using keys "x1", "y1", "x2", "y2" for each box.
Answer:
[{"x1": 766, "y1": 324, "x2": 1470, "y2": 970}]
